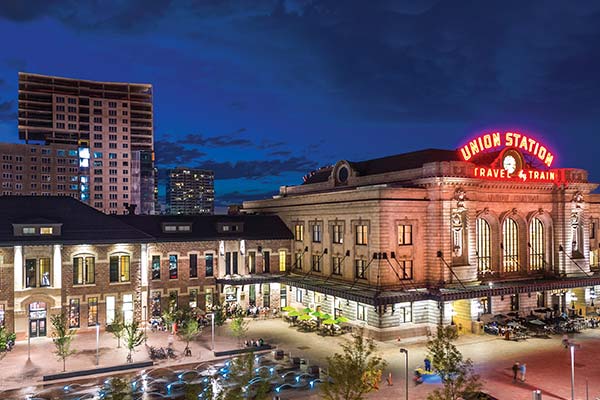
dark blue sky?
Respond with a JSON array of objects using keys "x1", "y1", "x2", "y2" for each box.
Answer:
[{"x1": 1, "y1": 1, "x2": 600, "y2": 206}]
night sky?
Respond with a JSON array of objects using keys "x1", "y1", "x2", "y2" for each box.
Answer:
[{"x1": 1, "y1": 1, "x2": 600, "y2": 209}]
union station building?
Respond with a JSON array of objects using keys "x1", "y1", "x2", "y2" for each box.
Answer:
[{"x1": 243, "y1": 131, "x2": 600, "y2": 339}]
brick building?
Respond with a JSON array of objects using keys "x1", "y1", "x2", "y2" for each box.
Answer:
[
  {"x1": 243, "y1": 132, "x2": 600, "y2": 339},
  {"x1": 0, "y1": 196, "x2": 291, "y2": 339}
]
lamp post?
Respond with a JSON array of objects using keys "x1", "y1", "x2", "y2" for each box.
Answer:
[
  {"x1": 570, "y1": 344, "x2": 575, "y2": 400},
  {"x1": 207, "y1": 313, "x2": 215, "y2": 351},
  {"x1": 399, "y1": 348, "x2": 408, "y2": 400},
  {"x1": 95, "y1": 323, "x2": 100, "y2": 366},
  {"x1": 27, "y1": 315, "x2": 31, "y2": 362},
  {"x1": 143, "y1": 305, "x2": 147, "y2": 344}
]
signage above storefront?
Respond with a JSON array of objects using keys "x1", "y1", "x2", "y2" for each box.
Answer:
[{"x1": 458, "y1": 131, "x2": 559, "y2": 183}]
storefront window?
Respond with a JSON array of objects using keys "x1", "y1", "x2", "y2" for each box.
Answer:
[
  {"x1": 25, "y1": 259, "x2": 37, "y2": 288},
  {"x1": 357, "y1": 304, "x2": 367, "y2": 321},
  {"x1": 152, "y1": 291, "x2": 161, "y2": 317},
  {"x1": 189, "y1": 289, "x2": 198, "y2": 308},
  {"x1": 280, "y1": 286, "x2": 287, "y2": 308},
  {"x1": 169, "y1": 291, "x2": 178, "y2": 312},
  {"x1": 151, "y1": 255, "x2": 161, "y2": 280},
  {"x1": 69, "y1": 299, "x2": 80, "y2": 328},
  {"x1": 25, "y1": 258, "x2": 51, "y2": 288},
  {"x1": 263, "y1": 251, "x2": 270, "y2": 273},
  {"x1": 397, "y1": 304, "x2": 412, "y2": 324},
  {"x1": 503, "y1": 218, "x2": 520, "y2": 273},
  {"x1": 106, "y1": 296, "x2": 115, "y2": 324},
  {"x1": 88, "y1": 297, "x2": 98, "y2": 326},
  {"x1": 355, "y1": 259, "x2": 367, "y2": 279},
  {"x1": 279, "y1": 250, "x2": 286, "y2": 272},
  {"x1": 205, "y1": 288, "x2": 214, "y2": 310},
  {"x1": 262, "y1": 284, "x2": 271, "y2": 308},
  {"x1": 476, "y1": 218, "x2": 491, "y2": 274},
  {"x1": 529, "y1": 218, "x2": 545, "y2": 271},
  {"x1": 123, "y1": 294, "x2": 134, "y2": 323}
]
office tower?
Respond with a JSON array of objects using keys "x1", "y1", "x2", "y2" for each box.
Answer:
[
  {"x1": 167, "y1": 168, "x2": 215, "y2": 214},
  {"x1": 18, "y1": 72, "x2": 155, "y2": 214}
]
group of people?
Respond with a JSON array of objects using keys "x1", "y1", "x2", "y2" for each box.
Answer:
[
  {"x1": 244, "y1": 338, "x2": 265, "y2": 347},
  {"x1": 511, "y1": 362, "x2": 527, "y2": 383},
  {"x1": 246, "y1": 305, "x2": 275, "y2": 319}
]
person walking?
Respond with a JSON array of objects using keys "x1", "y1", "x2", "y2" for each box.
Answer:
[
  {"x1": 386, "y1": 372, "x2": 393, "y2": 386},
  {"x1": 512, "y1": 362, "x2": 519, "y2": 383},
  {"x1": 424, "y1": 357, "x2": 432, "y2": 372},
  {"x1": 519, "y1": 363, "x2": 526, "y2": 382}
]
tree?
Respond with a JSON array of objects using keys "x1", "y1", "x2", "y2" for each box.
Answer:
[
  {"x1": 103, "y1": 376, "x2": 134, "y2": 400},
  {"x1": 320, "y1": 329, "x2": 387, "y2": 400},
  {"x1": 177, "y1": 318, "x2": 202, "y2": 356},
  {"x1": 107, "y1": 310, "x2": 125, "y2": 348},
  {"x1": 426, "y1": 325, "x2": 482, "y2": 400},
  {"x1": 50, "y1": 312, "x2": 76, "y2": 372},
  {"x1": 223, "y1": 353, "x2": 270, "y2": 400},
  {"x1": 212, "y1": 305, "x2": 227, "y2": 327},
  {"x1": 0, "y1": 325, "x2": 16, "y2": 360},
  {"x1": 123, "y1": 319, "x2": 145, "y2": 363},
  {"x1": 229, "y1": 314, "x2": 249, "y2": 347}
]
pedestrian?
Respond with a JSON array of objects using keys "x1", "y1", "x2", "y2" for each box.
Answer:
[
  {"x1": 386, "y1": 372, "x2": 393, "y2": 386},
  {"x1": 167, "y1": 333, "x2": 174, "y2": 348},
  {"x1": 562, "y1": 334, "x2": 569, "y2": 348},
  {"x1": 512, "y1": 362, "x2": 519, "y2": 383},
  {"x1": 424, "y1": 357, "x2": 431, "y2": 372},
  {"x1": 519, "y1": 363, "x2": 526, "y2": 382}
]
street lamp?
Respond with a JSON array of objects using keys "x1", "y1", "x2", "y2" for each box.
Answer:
[
  {"x1": 570, "y1": 344, "x2": 575, "y2": 400},
  {"x1": 207, "y1": 313, "x2": 215, "y2": 352},
  {"x1": 27, "y1": 315, "x2": 31, "y2": 362},
  {"x1": 143, "y1": 305, "x2": 147, "y2": 344},
  {"x1": 96, "y1": 323, "x2": 100, "y2": 366},
  {"x1": 399, "y1": 348, "x2": 408, "y2": 400}
]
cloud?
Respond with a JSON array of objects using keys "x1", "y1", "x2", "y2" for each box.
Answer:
[
  {"x1": 0, "y1": 100, "x2": 16, "y2": 122},
  {"x1": 269, "y1": 150, "x2": 292, "y2": 157},
  {"x1": 181, "y1": 132, "x2": 253, "y2": 148},
  {"x1": 154, "y1": 140, "x2": 206, "y2": 166},
  {"x1": 192, "y1": 157, "x2": 317, "y2": 180}
]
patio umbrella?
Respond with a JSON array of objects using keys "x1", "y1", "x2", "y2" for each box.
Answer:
[
  {"x1": 322, "y1": 313, "x2": 332, "y2": 321},
  {"x1": 335, "y1": 316, "x2": 350, "y2": 323},
  {"x1": 322, "y1": 318, "x2": 337, "y2": 325},
  {"x1": 298, "y1": 314, "x2": 313, "y2": 321},
  {"x1": 288, "y1": 311, "x2": 301, "y2": 317},
  {"x1": 282, "y1": 305, "x2": 296, "y2": 312},
  {"x1": 312, "y1": 310, "x2": 325, "y2": 319},
  {"x1": 302, "y1": 307, "x2": 313, "y2": 314}
]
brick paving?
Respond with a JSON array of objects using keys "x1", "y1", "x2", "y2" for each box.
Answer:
[{"x1": 1, "y1": 319, "x2": 600, "y2": 399}]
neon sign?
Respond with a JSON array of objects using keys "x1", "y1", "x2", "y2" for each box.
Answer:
[{"x1": 459, "y1": 132, "x2": 554, "y2": 168}]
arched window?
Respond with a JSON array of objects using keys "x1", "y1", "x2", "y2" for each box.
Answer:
[
  {"x1": 529, "y1": 218, "x2": 545, "y2": 271},
  {"x1": 503, "y1": 218, "x2": 519, "y2": 272},
  {"x1": 476, "y1": 218, "x2": 491, "y2": 274}
]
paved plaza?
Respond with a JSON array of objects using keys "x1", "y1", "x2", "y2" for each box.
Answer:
[{"x1": 1, "y1": 318, "x2": 599, "y2": 399}]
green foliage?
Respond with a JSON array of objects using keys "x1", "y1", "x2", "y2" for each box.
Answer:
[
  {"x1": 103, "y1": 377, "x2": 134, "y2": 400},
  {"x1": 320, "y1": 329, "x2": 387, "y2": 400},
  {"x1": 178, "y1": 318, "x2": 201, "y2": 356},
  {"x1": 229, "y1": 315, "x2": 249, "y2": 347},
  {"x1": 212, "y1": 305, "x2": 227, "y2": 327},
  {"x1": 0, "y1": 325, "x2": 16, "y2": 360},
  {"x1": 123, "y1": 319, "x2": 145, "y2": 363},
  {"x1": 107, "y1": 310, "x2": 125, "y2": 348},
  {"x1": 50, "y1": 312, "x2": 76, "y2": 372},
  {"x1": 222, "y1": 353, "x2": 270, "y2": 400},
  {"x1": 426, "y1": 326, "x2": 482, "y2": 400}
]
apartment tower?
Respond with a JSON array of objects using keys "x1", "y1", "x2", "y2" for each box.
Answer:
[
  {"x1": 167, "y1": 168, "x2": 215, "y2": 215},
  {"x1": 18, "y1": 72, "x2": 155, "y2": 214}
]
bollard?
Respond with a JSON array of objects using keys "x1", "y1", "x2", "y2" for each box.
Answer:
[{"x1": 532, "y1": 389, "x2": 542, "y2": 400}]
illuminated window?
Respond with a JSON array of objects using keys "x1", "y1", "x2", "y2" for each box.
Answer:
[
  {"x1": 169, "y1": 255, "x2": 178, "y2": 279},
  {"x1": 502, "y1": 218, "x2": 519, "y2": 273},
  {"x1": 591, "y1": 249, "x2": 600, "y2": 269},
  {"x1": 355, "y1": 259, "x2": 367, "y2": 279},
  {"x1": 529, "y1": 218, "x2": 545, "y2": 271},
  {"x1": 357, "y1": 304, "x2": 367, "y2": 321},
  {"x1": 88, "y1": 297, "x2": 98, "y2": 326},
  {"x1": 398, "y1": 260, "x2": 413, "y2": 280},
  {"x1": 295, "y1": 252, "x2": 304, "y2": 270},
  {"x1": 356, "y1": 225, "x2": 368, "y2": 245},
  {"x1": 106, "y1": 296, "x2": 115, "y2": 324},
  {"x1": 122, "y1": 294, "x2": 133, "y2": 323},
  {"x1": 476, "y1": 218, "x2": 492, "y2": 274},
  {"x1": 109, "y1": 255, "x2": 130, "y2": 283},
  {"x1": 312, "y1": 254, "x2": 321, "y2": 272},
  {"x1": 151, "y1": 255, "x2": 160, "y2": 280},
  {"x1": 69, "y1": 299, "x2": 80, "y2": 328},
  {"x1": 189, "y1": 254, "x2": 198, "y2": 278},
  {"x1": 23, "y1": 227, "x2": 36, "y2": 235},
  {"x1": 248, "y1": 251, "x2": 256, "y2": 273},
  {"x1": 25, "y1": 258, "x2": 52, "y2": 287},
  {"x1": 312, "y1": 224, "x2": 322, "y2": 243},
  {"x1": 279, "y1": 250, "x2": 286, "y2": 272},
  {"x1": 294, "y1": 224, "x2": 304, "y2": 241},
  {"x1": 205, "y1": 254, "x2": 214, "y2": 277},
  {"x1": 332, "y1": 224, "x2": 344, "y2": 244},
  {"x1": 398, "y1": 225, "x2": 413, "y2": 245},
  {"x1": 332, "y1": 256, "x2": 342, "y2": 275},
  {"x1": 40, "y1": 227, "x2": 53, "y2": 235},
  {"x1": 73, "y1": 256, "x2": 95, "y2": 285}
]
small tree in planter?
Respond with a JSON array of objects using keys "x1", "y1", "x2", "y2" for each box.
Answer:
[
  {"x1": 177, "y1": 318, "x2": 202, "y2": 357},
  {"x1": 123, "y1": 319, "x2": 145, "y2": 363},
  {"x1": 0, "y1": 325, "x2": 16, "y2": 360},
  {"x1": 229, "y1": 314, "x2": 249, "y2": 348},
  {"x1": 50, "y1": 312, "x2": 76, "y2": 372},
  {"x1": 107, "y1": 310, "x2": 125, "y2": 348}
]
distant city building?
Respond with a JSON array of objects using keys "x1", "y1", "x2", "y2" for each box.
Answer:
[
  {"x1": 0, "y1": 142, "x2": 80, "y2": 197},
  {"x1": 167, "y1": 168, "x2": 215, "y2": 215},
  {"x1": 17, "y1": 72, "x2": 156, "y2": 214}
]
